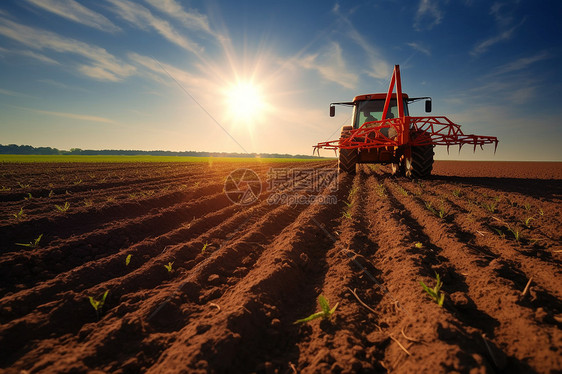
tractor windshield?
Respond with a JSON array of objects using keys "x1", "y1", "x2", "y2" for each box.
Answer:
[{"x1": 353, "y1": 99, "x2": 409, "y2": 128}]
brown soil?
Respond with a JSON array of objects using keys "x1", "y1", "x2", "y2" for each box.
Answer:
[{"x1": 0, "y1": 160, "x2": 560, "y2": 373}]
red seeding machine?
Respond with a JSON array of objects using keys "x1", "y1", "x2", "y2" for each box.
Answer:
[{"x1": 314, "y1": 65, "x2": 498, "y2": 178}]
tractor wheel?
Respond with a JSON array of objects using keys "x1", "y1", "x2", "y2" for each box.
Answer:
[
  {"x1": 338, "y1": 126, "x2": 357, "y2": 174},
  {"x1": 404, "y1": 131, "x2": 434, "y2": 179}
]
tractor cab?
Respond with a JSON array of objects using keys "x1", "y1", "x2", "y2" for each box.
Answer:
[{"x1": 352, "y1": 94, "x2": 410, "y2": 129}]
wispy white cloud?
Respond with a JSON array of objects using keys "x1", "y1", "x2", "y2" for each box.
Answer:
[
  {"x1": 407, "y1": 42, "x2": 431, "y2": 56},
  {"x1": 470, "y1": 3, "x2": 525, "y2": 57},
  {"x1": 144, "y1": 0, "x2": 218, "y2": 39},
  {"x1": 0, "y1": 46, "x2": 59, "y2": 65},
  {"x1": 38, "y1": 79, "x2": 90, "y2": 92},
  {"x1": 332, "y1": 5, "x2": 391, "y2": 80},
  {"x1": 0, "y1": 17, "x2": 135, "y2": 81},
  {"x1": 470, "y1": 21, "x2": 523, "y2": 57},
  {"x1": 293, "y1": 42, "x2": 358, "y2": 90},
  {"x1": 106, "y1": 0, "x2": 203, "y2": 55},
  {"x1": 456, "y1": 75, "x2": 541, "y2": 105},
  {"x1": 414, "y1": 0, "x2": 443, "y2": 31},
  {"x1": 488, "y1": 51, "x2": 550, "y2": 76},
  {"x1": 128, "y1": 52, "x2": 218, "y2": 93},
  {"x1": 32, "y1": 108, "x2": 114, "y2": 123},
  {"x1": 23, "y1": 0, "x2": 120, "y2": 32},
  {"x1": 0, "y1": 88, "x2": 32, "y2": 97}
]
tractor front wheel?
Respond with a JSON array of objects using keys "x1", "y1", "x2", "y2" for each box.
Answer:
[
  {"x1": 404, "y1": 131, "x2": 434, "y2": 179},
  {"x1": 338, "y1": 126, "x2": 357, "y2": 174}
]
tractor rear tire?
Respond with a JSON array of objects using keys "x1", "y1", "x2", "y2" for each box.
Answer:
[
  {"x1": 338, "y1": 126, "x2": 357, "y2": 174},
  {"x1": 404, "y1": 131, "x2": 434, "y2": 179}
]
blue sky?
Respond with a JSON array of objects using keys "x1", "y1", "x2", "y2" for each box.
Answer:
[{"x1": 0, "y1": 0, "x2": 561, "y2": 160}]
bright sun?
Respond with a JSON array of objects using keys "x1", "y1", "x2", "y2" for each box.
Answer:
[{"x1": 225, "y1": 82, "x2": 265, "y2": 124}]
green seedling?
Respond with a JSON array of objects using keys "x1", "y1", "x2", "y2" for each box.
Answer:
[
  {"x1": 507, "y1": 225, "x2": 522, "y2": 243},
  {"x1": 294, "y1": 295, "x2": 339, "y2": 324},
  {"x1": 16, "y1": 234, "x2": 43, "y2": 248},
  {"x1": 106, "y1": 196, "x2": 116, "y2": 202},
  {"x1": 397, "y1": 185, "x2": 408, "y2": 196},
  {"x1": 538, "y1": 208, "x2": 544, "y2": 216},
  {"x1": 414, "y1": 242, "x2": 423, "y2": 249},
  {"x1": 89, "y1": 290, "x2": 109, "y2": 319},
  {"x1": 74, "y1": 179, "x2": 82, "y2": 185},
  {"x1": 18, "y1": 182, "x2": 30, "y2": 189},
  {"x1": 348, "y1": 185, "x2": 359, "y2": 200},
  {"x1": 420, "y1": 273, "x2": 445, "y2": 307},
  {"x1": 55, "y1": 202, "x2": 70, "y2": 212},
  {"x1": 342, "y1": 210, "x2": 352, "y2": 220},
  {"x1": 425, "y1": 201, "x2": 438, "y2": 216},
  {"x1": 83, "y1": 199, "x2": 93, "y2": 207},
  {"x1": 375, "y1": 183, "x2": 386, "y2": 197},
  {"x1": 201, "y1": 242, "x2": 210, "y2": 254},
  {"x1": 435, "y1": 201, "x2": 448, "y2": 219},
  {"x1": 482, "y1": 201, "x2": 497, "y2": 213},
  {"x1": 523, "y1": 217, "x2": 534, "y2": 228},
  {"x1": 48, "y1": 190, "x2": 55, "y2": 198},
  {"x1": 164, "y1": 262, "x2": 174, "y2": 272},
  {"x1": 125, "y1": 254, "x2": 132, "y2": 266},
  {"x1": 13, "y1": 208, "x2": 26, "y2": 220},
  {"x1": 493, "y1": 227, "x2": 505, "y2": 239},
  {"x1": 24, "y1": 193, "x2": 33, "y2": 200},
  {"x1": 452, "y1": 188, "x2": 461, "y2": 198},
  {"x1": 0, "y1": 186, "x2": 11, "y2": 191},
  {"x1": 524, "y1": 203, "x2": 531, "y2": 211}
]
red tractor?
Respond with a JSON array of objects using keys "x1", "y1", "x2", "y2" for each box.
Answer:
[{"x1": 314, "y1": 65, "x2": 498, "y2": 178}]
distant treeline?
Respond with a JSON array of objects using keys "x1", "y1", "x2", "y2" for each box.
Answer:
[{"x1": 0, "y1": 144, "x2": 323, "y2": 159}]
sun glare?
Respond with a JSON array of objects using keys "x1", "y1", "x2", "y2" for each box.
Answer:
[{"x1": 225, "y1": 82, "x2": 265, "y2": 124}]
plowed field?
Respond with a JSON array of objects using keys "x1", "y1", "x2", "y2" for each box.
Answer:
[{"x1": 0, "y1": 160, "x2": 560, "y2": 373}]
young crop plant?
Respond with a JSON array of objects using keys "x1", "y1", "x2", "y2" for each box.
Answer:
[
  {"x1": 125, "y1": 254, "x2": 132, "y2": 266},
  {"x1": 524, "y1": 203, "x2": 531, "y2": 211},
  {"x1": 13, "y1": 207, "x2": 26, "y2": 220},
  {"x1": 294, "y1": 295, "x2": 339, "y2": 324},
  {"x1": 16, "y1": 234, "x2": 43, "y2": 248},
  {"x1": 414, "y1": 242, "x2": 423, "y2": 249},
  {"x1": 201, "y1": 242, "x2": 211, "y2": 254},
  {"x1": 55, "y1": 202, "x2": 70, "y2": 212},
  {"x1": 506, "y1": 224, "x2": 523, "y2": 244},
  {"x1": 425, "y1": 201, "x2": 437, "y2": 216},
  {"x1": 48, "y1": 190, "x2": 55, "y2": 198},
  {"x1": 375, "y1": 183, "x2": 386, "y2": 197},
  {"x1": 538, "y1": 208, "x2": 544, "y2": 216},
  {"x1": 420, "y1": 273, "x2": 445, "y2": 307},
  {"x1": 482, "y1": 200, "x2": 497, "y2": 213},
  {"x1": 74, "y1": 179, "x2": 82, "y2": 186},
  {"x1": 89, "y1": 290, "x2": 109, "y2": 320},
  {"x1": 83, "y1": 199, "x2": 93, "y2": 207},
  {"x1": 523, "y1": 217, "x2": 534, "y2": 228},
  {"x1": 452, "y1": 188, "x2": 461, "y2": 198},
  {"x1": 164, "y1": 262, "x2": 174, "y2": 272},
  {"x1": 397, "y1": 185, "x2": 408, "y2": 196},
  {"x1": 348, "y1": 185, "x2": 359, "y2": 201},
  {"x1": 24, "y1": 193, "x2": 33, "y2": 200},
  {"x1": 18, "y1": 182, "x2": 30, "y2": 189},
  {"x1": 0, "y1": 186, "x2": 11, "y2": 191},
  {"x1": 493, "y1": 227, "x2": 506, "y2": 239}
]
